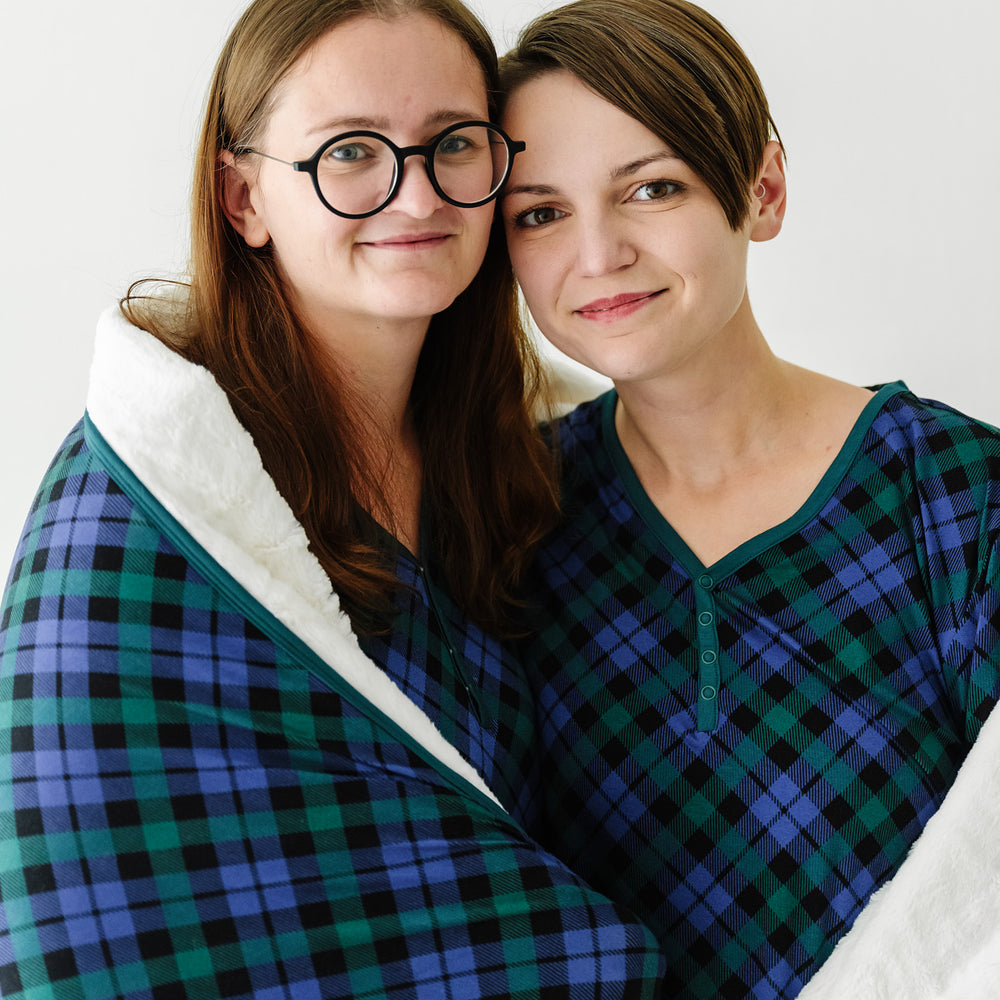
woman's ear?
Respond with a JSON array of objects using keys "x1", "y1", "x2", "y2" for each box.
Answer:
[
  {"x1": 749, "y1": 140, "x2": 787, "y2": 243},
  {"x1": 219, "y1": 150, "x2": 271, "y2": 248}
]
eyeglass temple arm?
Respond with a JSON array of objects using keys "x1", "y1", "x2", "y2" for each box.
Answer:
[{"x1": 236, "y1": 148, "x2": 302, "y2": 170}]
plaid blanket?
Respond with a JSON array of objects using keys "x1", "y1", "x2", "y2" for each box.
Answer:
[{"x1": 0, "y1": 309, "x2": 664, "y2": 999}]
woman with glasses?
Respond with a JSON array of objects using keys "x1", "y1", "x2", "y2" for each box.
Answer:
[
  {"x1": 499, "y1": 1, "x2": 1000, "y2": 997},
  {"x1": 0, "y1": 1, "x2": 664, "y2": 997}
]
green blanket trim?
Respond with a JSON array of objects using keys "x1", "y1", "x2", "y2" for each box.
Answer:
[{"x1": 82, "y1": 411, "x2": 508, "y2": 820}]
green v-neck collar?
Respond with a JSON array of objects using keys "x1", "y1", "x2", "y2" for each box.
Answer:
[{"x1": 601, "y1": 381, "x2": 908, "y2": 580}]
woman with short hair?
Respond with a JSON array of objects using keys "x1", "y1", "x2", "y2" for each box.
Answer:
[{"x1": 500, "y1": 2, "x2": 1000, "y2": 996}]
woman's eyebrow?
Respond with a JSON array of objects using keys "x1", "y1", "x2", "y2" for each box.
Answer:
[
  {"x1": 609, "y1": 150, "x2": 681, "y2": 182},
  {"x1": 502, "y1": 182, "x2": 558, "y2": 199},
  {"x1": 305, "y1": 109, "x2": 482, "y2": 139},
  {"x1": 503, "y1": 150, "x2": 682, "y2": 200}
]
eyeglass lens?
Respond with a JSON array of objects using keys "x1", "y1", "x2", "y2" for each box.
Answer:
[{"x1": 316, "y1": 124, "x2": 510, "y2": 216}]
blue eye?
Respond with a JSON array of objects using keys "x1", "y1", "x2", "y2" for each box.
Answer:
[
  {"x1": 513, "y1": 205, "x2": 565, "y2": 228},
  {"x1": 437, "y1": 134, "x2": 474, "y2": 156},
  {"x1": 632, "y1": 180, "x2": 681, "y2": 201},
  {"x1": 329, "y1": 143, "x2": 369, "y2": 162}
]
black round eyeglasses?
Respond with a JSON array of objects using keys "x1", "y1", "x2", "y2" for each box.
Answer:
[{"x1": 238, "y1": 120, "x2": 525, "y2": 219}]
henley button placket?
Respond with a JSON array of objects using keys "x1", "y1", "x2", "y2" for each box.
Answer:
[{"x1": 693, "y1": 574, "x2": 721, "y2": 731}]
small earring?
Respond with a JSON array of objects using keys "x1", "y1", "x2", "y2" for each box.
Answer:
[{"x1": 755, "y1": 183, "x2": 765, "y2": 199}]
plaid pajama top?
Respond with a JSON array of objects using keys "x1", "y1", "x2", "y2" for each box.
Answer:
[
  {"x1": 0, "y1": 310, "x2": 664, "y2": 1000},
  {"x1": 356, "y1": 533, "x2": 544, "y2": 829},
  {"x1": 521, "y1": 382, "x2": 1000, "y2": 1000}
]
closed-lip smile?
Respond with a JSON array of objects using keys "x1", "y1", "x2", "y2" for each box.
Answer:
[
  {"x1": 576, "y1": 290, "x2": 664, "y2": 320},
  {"x1": 363, "y1": 231, "x2": 452, "y2": 250}
]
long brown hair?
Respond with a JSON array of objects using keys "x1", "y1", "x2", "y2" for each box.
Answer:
[
  {"x1": 124, "y1": 0, "x2": 558, "y2": 634},
  {"x1": 500, "y1": 0, "x2": 783, "y2": 230}
]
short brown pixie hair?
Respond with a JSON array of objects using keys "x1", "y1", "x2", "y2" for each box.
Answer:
[{"x1": 499, "y1": 0, "x2": 783, "y2": 230}]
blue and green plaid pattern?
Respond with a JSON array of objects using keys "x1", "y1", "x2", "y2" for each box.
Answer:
[
  {"x1": 358, "y1": 541, "x2": 542, "y2": 828},
  {"x1": 0, "y1": 421, "x2": 665, "y2": 999},
  {"x1": 521, "y1": 384, "x2": 1000, "y2": 999}
]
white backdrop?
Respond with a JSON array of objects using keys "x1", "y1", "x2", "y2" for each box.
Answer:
[{"x1": 3, "y1": 1, "x2": 999, "y2": 575}]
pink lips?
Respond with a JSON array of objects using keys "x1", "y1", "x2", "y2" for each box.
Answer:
[
  {"x1": 363, "y1": 231, "x2": 452, "y2": 250},
  {"x1": 576, "y1": 290, "x2": 664, "y2": 322}
]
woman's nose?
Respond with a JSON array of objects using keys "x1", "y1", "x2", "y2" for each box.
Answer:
[
  {"x1": 385, "y1": 156, "x2": 445, "y2": 218},
  {"x1": 575, "y1": 216, "x2": 637, "y2": 277}
]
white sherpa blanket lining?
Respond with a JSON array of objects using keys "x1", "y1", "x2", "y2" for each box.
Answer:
[{"x1": 86, "y1": 305, "x2": 501, "y2": 808}]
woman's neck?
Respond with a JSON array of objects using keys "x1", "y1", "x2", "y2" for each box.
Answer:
[
  {"x1": 312, "y1": 311, "x2": 428, "y2": 554},
  {"x1": 613, "y1": 322, "x2": 787, "y2": 482},
  {"x1": 612, "y1": 328, "x2": 872, "y2": 566}
]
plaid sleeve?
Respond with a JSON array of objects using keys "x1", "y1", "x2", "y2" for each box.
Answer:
[
  {"x1": 0, "y1": 423, "x2": 664, "y2": 1000},
  {"x1": 908, "y1": 405, "x2": 1000, "y2": 740},
  {"x1": 938, "y1": 523, "x2": 1000, "y2": 741}
]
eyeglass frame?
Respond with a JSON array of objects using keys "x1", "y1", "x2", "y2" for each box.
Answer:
[{"x1": 236, "y1": 119, "x2": 526, "y2": 219}]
